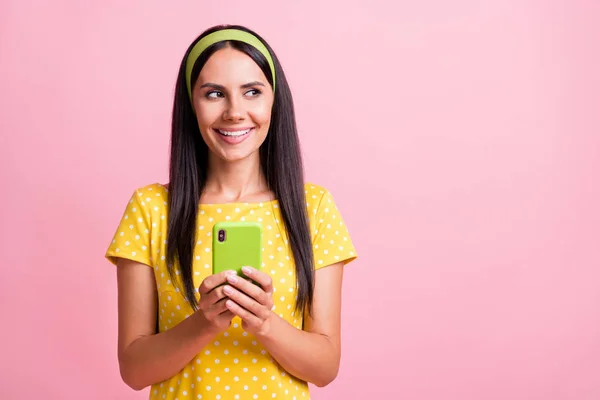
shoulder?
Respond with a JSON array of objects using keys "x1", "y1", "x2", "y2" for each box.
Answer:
[
  {"x1": 304, "y1": 182, "x2": 329, "y2": 202},
  {"x1": 304, "y1": 182, "x2": 335, "y2": 216},
  {"x1": 135, "y1": 182, "x2": 168, "y2": 195},
  {"x1": 304, "y1": 182, "x2": 330, "y2": 199},
  {"x1": 127, "y1": 182, "x2": 169, "y2": 211}
]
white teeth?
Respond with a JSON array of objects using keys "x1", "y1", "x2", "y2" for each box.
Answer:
[{"x1": 217, "y1": 129, "x2": 251, "y2": 137}]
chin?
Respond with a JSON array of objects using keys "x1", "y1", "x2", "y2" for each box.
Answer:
[{"x1": 218, "y1": 149, "x2": 257, "y2": 163}]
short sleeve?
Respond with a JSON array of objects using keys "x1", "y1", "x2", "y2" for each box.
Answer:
[
  {"x1": 311, "y1": 189, "x2": 357, "y2": 270},
  {"x1": 105, "y1": 189, "x2": 153, "y2": 267}
]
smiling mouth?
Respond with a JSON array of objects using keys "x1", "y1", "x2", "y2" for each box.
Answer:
[{"x1": 215, "y1": 128, "x2": 254, "y2": 137}]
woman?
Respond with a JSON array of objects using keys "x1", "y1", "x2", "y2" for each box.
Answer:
[{"x1": 105, "y1": 24, "x2": 357, "y2": 400}]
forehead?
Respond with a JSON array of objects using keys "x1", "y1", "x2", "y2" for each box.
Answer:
[{"x1": 198, "y1": 47, "x2": 268, "y2": 85}]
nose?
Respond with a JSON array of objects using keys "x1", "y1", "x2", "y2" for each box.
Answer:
[{"x1": 223, "y1": 97, "x2": 245, "y2": 121}]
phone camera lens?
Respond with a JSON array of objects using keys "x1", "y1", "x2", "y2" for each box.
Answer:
[{"x1": 218, "y1": 229, "x2": 226, "y2": 242}]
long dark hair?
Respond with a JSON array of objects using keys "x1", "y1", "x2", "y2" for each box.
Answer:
[{"x1": 166, "y1": 25, "x2": 314, "y2": 316}]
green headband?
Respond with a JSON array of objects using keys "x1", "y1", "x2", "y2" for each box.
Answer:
[{"x1": 185, "y1": 29, "x2": 276, "y2": 102}]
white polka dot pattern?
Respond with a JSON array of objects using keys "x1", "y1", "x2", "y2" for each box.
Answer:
[{"x1": 106, "y1": 182, "x2": 357, "y2": 400}]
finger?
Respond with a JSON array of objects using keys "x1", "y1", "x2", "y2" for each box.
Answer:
[
  {"x1": 203, "y1": 297, "x2": 229, "y2": 319},
  {"x1": 198, "y1": 270, "x2": 236, "y2": 295},
  {"x1": 208, "y1": 297, "x2": 230, "y2": 315},
  {"x1": 225, "y1": 273, "x2": 269, "y2": 306},
  {"x1": 204, "y1": 285, "x2": 228, "y2": 306},
  {"x1": 223, "y1": 284, "x2": 270, "y2": 320},
  {"x1": 241, "y1": 267, "x2": 274, "y2": 295},
  {"x1": 225, "y1": 299, "x2": 262, "y2": 327}
]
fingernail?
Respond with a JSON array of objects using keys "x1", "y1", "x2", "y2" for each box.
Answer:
[
  {"x1": 223, "y1": 285, "x2": 233, "y2": 294},
  {"x1": 242, "y1": 266, "x2": 252, "y2": 275},
  {"x1": 227, "y1": 274, "x2": 238, "y2": 283},
  {"x1": 226, "y1": 270, "x2": 237, "y2": 276}
]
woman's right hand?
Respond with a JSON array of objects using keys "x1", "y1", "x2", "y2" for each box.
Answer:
[{"x1": 196, "y1": 271, "x2": 237, "y2": 335}]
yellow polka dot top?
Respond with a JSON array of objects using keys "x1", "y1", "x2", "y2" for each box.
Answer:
[{"x1": 105, "y1": 182, "x2": 357, "y2": 400}]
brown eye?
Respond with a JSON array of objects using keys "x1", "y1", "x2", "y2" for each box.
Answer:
[
  {"x1": 206, "y1": 91, "x2": 224, "y2": 99},
  {"x1": 245, "y1": 89, "x2": 261, "y2": 97}
]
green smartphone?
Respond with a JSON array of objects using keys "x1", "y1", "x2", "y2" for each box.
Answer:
[{"x1": 212, "y1": 221, "x2": 262, "y2": 277}]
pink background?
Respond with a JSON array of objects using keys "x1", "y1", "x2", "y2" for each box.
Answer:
[{"x1": 1, "y1": 1, "x2": 599, "y2": 399}]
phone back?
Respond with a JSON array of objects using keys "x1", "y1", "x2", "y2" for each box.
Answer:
[{"x1": 212, "y1": 221, "x2": 262, "y2": 276}]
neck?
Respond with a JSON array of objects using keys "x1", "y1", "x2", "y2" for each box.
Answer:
[{"x1": 204, "y1": 153, "x2": 269, "y2": 202}]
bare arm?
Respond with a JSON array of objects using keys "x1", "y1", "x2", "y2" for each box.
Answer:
[
  {"x1": 223, "y1": 263, "x2": 344, "y2": 387},
  {"x1": 116, "y1": 259, "x2": 234, "y2": 390}
]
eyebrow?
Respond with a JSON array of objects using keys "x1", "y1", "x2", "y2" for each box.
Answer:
[{"x1": 199, "y1": 81, "x2": 266, "y2": 90}]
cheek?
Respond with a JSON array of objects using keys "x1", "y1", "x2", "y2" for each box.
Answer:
[
  {"x1": 250, "y1": 104, "x2": 273, "y2": 128},
  {"x1": 195, "y1": 107, "x2": 220, "y2": 132}
]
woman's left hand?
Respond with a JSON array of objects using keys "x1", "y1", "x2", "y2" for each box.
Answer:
[{"x1": 222, "y1": 266, "x2": 275, "y2": 336}]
